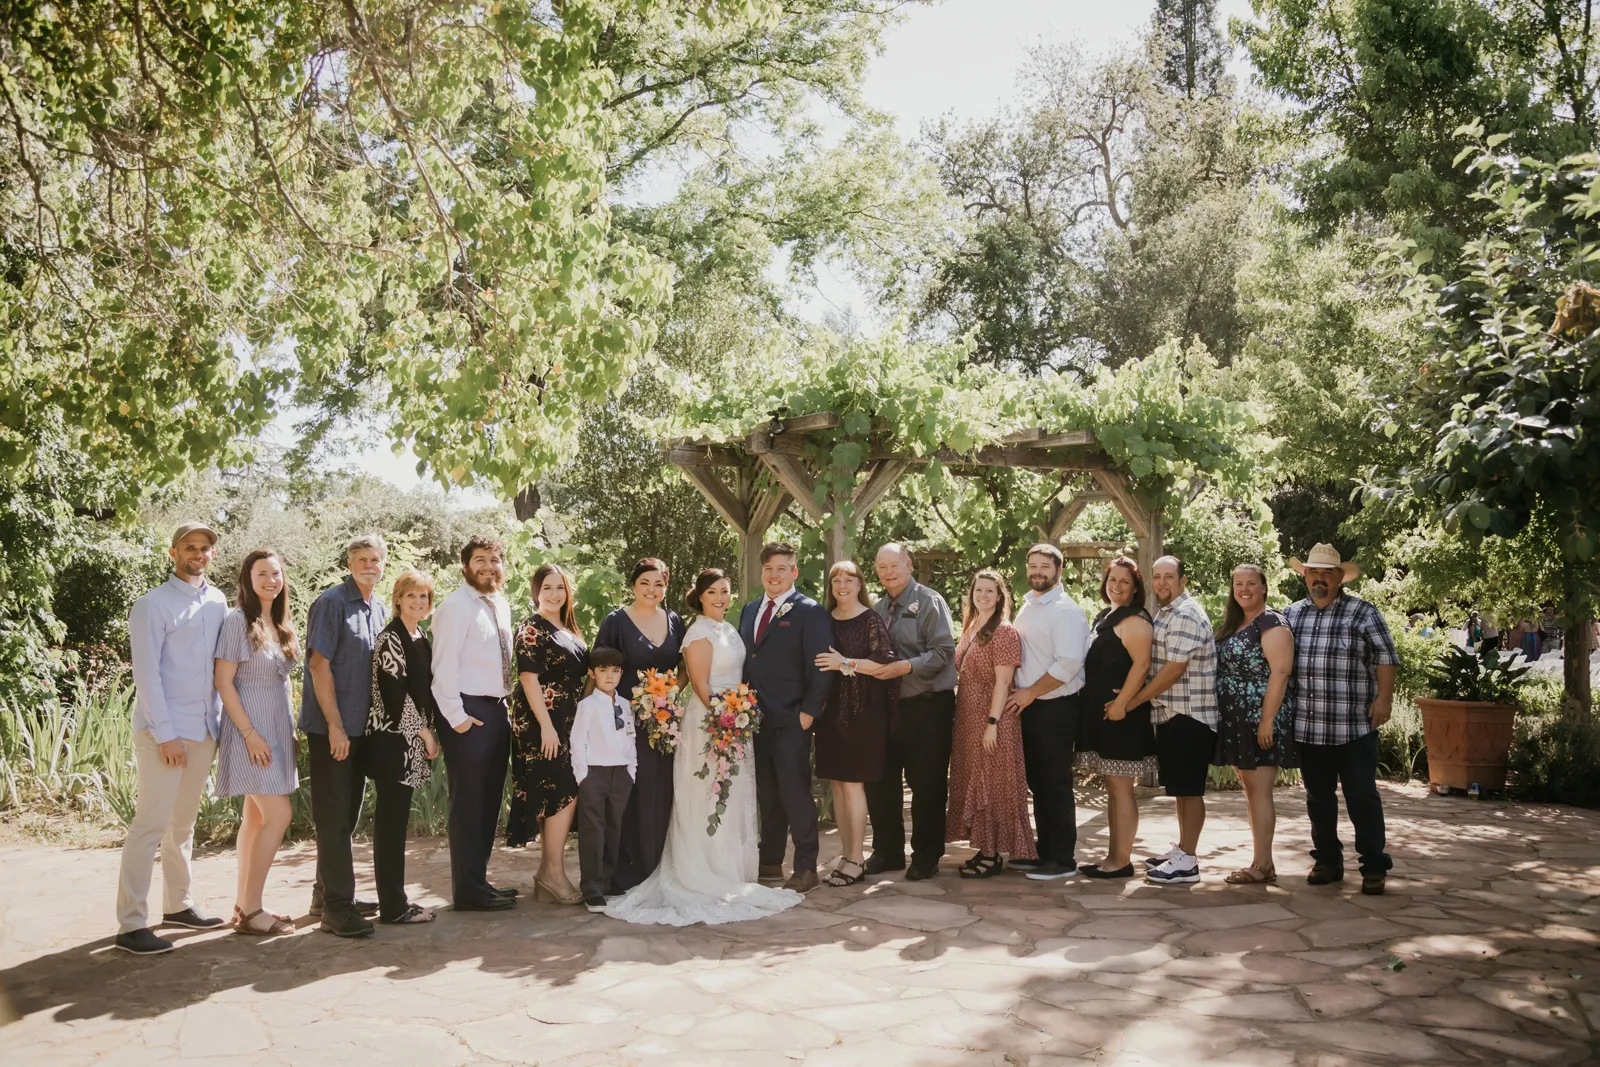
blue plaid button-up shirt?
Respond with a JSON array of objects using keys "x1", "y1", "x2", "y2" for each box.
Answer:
[
  {"x1": 1283, "y1": 592, "x2": 1399, "y2": 746},
  {"x1": 298, "y1": 575, "x2": 388, "y2": 736}
]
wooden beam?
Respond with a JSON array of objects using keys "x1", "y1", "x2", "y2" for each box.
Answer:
[
  {"x1": 1059, "y1": 540, "x2": 1127, "y2": 560},
  {"x1": 851, "y1": 460, "x2": 910, "y2": 515},
  {"x1": 749, "y1": 486, "x2": 790, "y2": 532},
  {"x1": 1000, "y1": 428, "x2": 1097, "y2": 448},
  {"x1": 677, "y1": 464, "x2": 749, "y2": 534},
  {"x1": 780, "y1": 412, "x2": 842, "y2": 433},
  {"x1": 759, "y1": 453, "x2": 827, "y2": 522},
  {"x1": 1092, "y1": 469, "x2": 1152, "y2": 542},
  {"x1": 864, "y1": 446, "x2": 1114, "y2": 471},
  {"x1": 1048, "y1": 490, "x2": 1110, "y2": 541},
  {"x1": 666, "y1": 444, "x2": 744, "y2": 467}
]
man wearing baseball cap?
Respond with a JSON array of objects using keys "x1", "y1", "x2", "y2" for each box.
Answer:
[
  {"x1": 1282, "y1": 543, "x2": 1399, "y2": 895},
  {"x1": 114, "y1": 522, "x2": 231, "y2": 954}
]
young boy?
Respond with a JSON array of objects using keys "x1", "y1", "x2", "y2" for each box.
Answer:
[{"x1": 570, "y1": 646, "x2": 636, "y2": 912}]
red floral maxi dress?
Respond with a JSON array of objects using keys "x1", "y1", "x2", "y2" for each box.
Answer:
[{"x1": 946, "y1": 623, "x2": 1036, "y2": 859}]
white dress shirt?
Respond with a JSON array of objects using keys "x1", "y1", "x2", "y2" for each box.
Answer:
[
  {"x1": 429, "y1": 582, "x2": 513, "y2": 728},
  {"x1": 1013, "y1": 584, "x2": 1090, "y2": 699},
  {"x1": 570, "y1": 689, "x2": 637, "y2": 783}
]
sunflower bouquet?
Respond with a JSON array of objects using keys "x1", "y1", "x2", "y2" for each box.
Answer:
[
  {"x1": 694, "y1": 684, "x2": 762, "y2": 835},
  {"x1": 632, "y1": 668, "x2": 685, "y2": 754}
]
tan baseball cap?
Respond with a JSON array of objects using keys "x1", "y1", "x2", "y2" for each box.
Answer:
[{"x1": 170, "y1": 521, "x2": 219, "y2": 548}]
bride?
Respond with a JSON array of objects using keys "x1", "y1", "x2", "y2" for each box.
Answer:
[{"x1": 605, "y1": 569, "x2": 803, "y2": 926}]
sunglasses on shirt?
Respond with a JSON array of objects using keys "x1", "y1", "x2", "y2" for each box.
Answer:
[{"x1": 613, "y1": 697, "x2": 626, "y2": 731}]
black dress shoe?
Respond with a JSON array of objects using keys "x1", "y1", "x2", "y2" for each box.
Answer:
[
  {"x1": 161, "y1": 908, "x2": 226, "y2": 930},
  {"x1": 114, "y1": 928, "x2": 175, "y2": 955},
  {"x1": 1306, "y1": 863, "x2": 1345, "y2": 886},
  {"x1": 1008, "y1": 856, "x2": 1044, "y2": 871},
  {"x1": 454, "y1": 896, "x2": 517, "y2": 912},
  {"x1": 862, "y1": 854, "x2": 907, "y2": 876},
  {"x1": 904, "y1": 863, "x2": 936, "y2": 881},
  {"x1": 1360, "y1": 874, "x2": 1386, "y2": 896},
  {"x1": 1079, "y1": 863, "x2": 1135, "y2": 879},
  {"x1": 318, "y1": 909, "x2": 375, "y2": 938},
  {"x1": 309, "y1": 895, "x2": 379, "y2": 918},
  {"x1": 490, "y1": 885, "x2": 520, "y2": 898}
]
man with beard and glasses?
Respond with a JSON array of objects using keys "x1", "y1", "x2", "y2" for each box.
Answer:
[
  {"x1": 1283, "y1": 544, "x2": 1398, "y2": 896},
  {"x1": 1005, "y1": 544, "x2": 1091, "y2": 881},
  {"x1": 431, "y1": 535, "x2": 519, "y2": 911}
]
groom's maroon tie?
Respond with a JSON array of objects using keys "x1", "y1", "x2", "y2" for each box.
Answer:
[{"x1": 755, "y1": 597, "x2": 776, "y2": 644}]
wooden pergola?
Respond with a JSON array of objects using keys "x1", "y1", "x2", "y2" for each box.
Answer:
[{"x1": 665, "y1": 413, "x2": 1168, "y2": 599}]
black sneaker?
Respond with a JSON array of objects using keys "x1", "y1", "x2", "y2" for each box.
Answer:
[
  {"x1": 114, "y1": 928, "x2": 175, "y2": 955},
  {"x1": 309, "y1": 892, "x2": 379, "y2": 918},
  {"x1": 161, "y1": 908, "x2": 226, "y2": 930},
  {"x1": 1024, "y1": 861, "x2": 1078, "y2": 881},
  {"x1": 584, "y1": 895, "x2": 607, "y2": 913},
  {"x1": 318, "y1": 909, "x2": 375, "y2": 938},
  {"x1": 1008, "y1": 856, "x2": 1045, "y2": 871}
]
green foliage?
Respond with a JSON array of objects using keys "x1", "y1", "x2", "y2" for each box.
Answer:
[
  {"x1": 1508, "y1": 709, "x2": 1600, "y2": 807},
  {"x1": 52, "y1": 537, "x2": 168, "y2": 654},
  {"x1": 1424, "y1": 645, "x2": 1534, "y2": 704}
]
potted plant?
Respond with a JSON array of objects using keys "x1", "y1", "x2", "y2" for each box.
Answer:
[{"x1": 1416, "y1": 646, "x2": 1534, "y2": 793}]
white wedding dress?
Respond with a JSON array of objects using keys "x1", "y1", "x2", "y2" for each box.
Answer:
[{"x1": 604, "y1": 616, "x2": 803, "y2": 926}]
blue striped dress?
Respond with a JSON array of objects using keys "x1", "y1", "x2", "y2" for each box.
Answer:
[{"x1": 215, "y1": 609, "x2": 300, "y2": 797}]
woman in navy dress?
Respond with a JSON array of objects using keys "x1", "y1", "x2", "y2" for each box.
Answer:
[
  {"x1": 594, "y1": 558, "x2": 685, "y2": 892},
  {"x1": 214, "y1": 549, "x2": 300, "y2": 936}
]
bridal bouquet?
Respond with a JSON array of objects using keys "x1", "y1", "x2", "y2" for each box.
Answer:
[
  {"x1": 633, "y1": 668, "x2": 685, "y2": 754},
  {"x1": 695, "y1": 684, "x2": 762, "y2": 835}
]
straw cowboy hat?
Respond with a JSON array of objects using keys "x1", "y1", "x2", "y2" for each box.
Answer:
[{"x1": 1288, "y1": 543, "x2": 1360, "y2": 581}]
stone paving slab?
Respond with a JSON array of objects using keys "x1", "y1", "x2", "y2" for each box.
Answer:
[{"x1": 2, "y1": 783, "x2": 1597, "y2": 1065}]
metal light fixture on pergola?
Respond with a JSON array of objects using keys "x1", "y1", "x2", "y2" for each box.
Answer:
[{"x1": 665, "y1": 412, "x2": 1168, "y2": 599}]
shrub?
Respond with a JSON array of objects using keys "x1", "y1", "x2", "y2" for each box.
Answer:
[{"x1": 1508, "y1": 711, "x2": 1600, "y2": 808}]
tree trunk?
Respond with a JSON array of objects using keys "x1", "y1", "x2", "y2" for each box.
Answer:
[
  {"x1": 513, "y1": 484, "x2": 540, "y2": 523},
  {"x1": 1562, "y1": 611, "x2": 1594, "y2": 719}
]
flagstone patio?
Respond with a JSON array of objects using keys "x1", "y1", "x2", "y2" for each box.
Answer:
[{"x1": 2, "y1": 783, "x2": 1597, "y2": 1066}]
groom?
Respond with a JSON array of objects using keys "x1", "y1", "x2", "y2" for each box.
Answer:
[{"x1": 740, "y1": 542, "x2": 833, "y2": 893}]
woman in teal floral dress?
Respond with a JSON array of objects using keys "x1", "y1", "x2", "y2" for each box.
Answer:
[
  {"x1": 507, "y1": 564, "x2": 588, "y2": 904},
  {"x1": 1214, "y1": 563, "x2": 1297, "y2": 885}
]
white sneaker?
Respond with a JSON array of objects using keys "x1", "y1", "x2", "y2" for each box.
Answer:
[
  {"x1": 1146, "y1": 854, "x2": 1200, "y2": 885},
  {"x1": 1142, "y1": 842, "x2": 1184, "y2": 869}
]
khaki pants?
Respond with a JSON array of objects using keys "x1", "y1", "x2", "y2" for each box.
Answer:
[{"x1": 116, "y1": 730, "x2": 218, "y2": 933}]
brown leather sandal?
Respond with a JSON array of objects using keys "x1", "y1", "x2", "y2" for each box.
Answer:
[
  {"x1": 1225, "y1": 864, "x2": 1277, "y2": 885},
  {"x1": 235, "y1": 907, "x2": 295, "y2": 936}
]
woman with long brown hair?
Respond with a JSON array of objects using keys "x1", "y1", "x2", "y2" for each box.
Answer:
[
  {"x1": 946, "y1": 569, "x2": 1034, "y2": 878},
  {"x1": 508, "y1": 563, "x2": 588, "y2": 904},
  {"x1": 214, "y1": 549, "x2": 300, "y2": 936},
  {"x1": 813, "y1": 560, "x2": 900, "y2": 887}
]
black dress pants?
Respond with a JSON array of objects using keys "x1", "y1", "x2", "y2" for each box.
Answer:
[
  {"x1": 577, "y1": 765, "x2": 631, "y2": 899},
  {"x1": 1020, "y1": 693, "x2": 1080, "y2": 865},
  {"x1": 437, "y1": 695, "x2": 511, "y2": 906},
  {"x1": 1300, "y1": 731, "x2": 1392, "y2": 876},
  {"x1": 865, "y1": 690, "x2": 955, "y2": 870},
  {"x1": 364, "y1": 734, "x2": 417, "y2": 922},
  {"x1": 755, "y1": 723, "x2": 819, "y2": 872},
  {"x1": 307, "y1": 731, "x2": 369, "y2": 917}
]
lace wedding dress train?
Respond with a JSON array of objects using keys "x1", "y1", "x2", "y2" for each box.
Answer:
[{"x1": 604, "y1": 616, "x2": 803, "y2": 926}]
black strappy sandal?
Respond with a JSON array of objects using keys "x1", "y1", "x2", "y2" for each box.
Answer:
[
  {"x1": 958, "y1": 853, "x2": 1004, "y2": 879},
  {"x1": 825, "y1": 859, "x2": 866, "y2": 887}
]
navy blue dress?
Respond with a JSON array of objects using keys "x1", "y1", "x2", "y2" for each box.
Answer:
[{"x1": 594, "y1": 606, "x2": 685, "y2": 892}]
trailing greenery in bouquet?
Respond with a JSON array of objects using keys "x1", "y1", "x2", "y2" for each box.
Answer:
[{"x1": 695, "y1": 685, "x2": 763, "y2": 835}]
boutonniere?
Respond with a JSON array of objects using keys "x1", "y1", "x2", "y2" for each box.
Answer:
[
  {"x1": 904, "y1": 601, "x2": 921, "y2": 617},
  {"x1": 775, "y1": 602, "x2": 794, "y2": 620}
]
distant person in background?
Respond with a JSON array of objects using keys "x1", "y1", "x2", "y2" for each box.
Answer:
[
  {"x1": 115, "y1": 522, "x2": 230, "y2": 955},
  {"x1": 1481, "y1": 614, "x2": 1500, "y2": 652},
  {"x1": 367, "y1": 569, "x2": 443, "y2": 925},
  {"x1": 1466, "y1": 611, "x2": 1483, "y2": 652},
  {"x1": 1284, "y1": 543, "x2": 1398, "y2": 896},
  {"x1": 1520, "y1": 619, "x2": 1542, "y2": 661},
  {"x1": 1540, "y1": 603, "x2": 1561, "y2": 656},
  {"x1": 215, "y1": 549, "x2": 301, "y2": 937},
  {"x1": 301, "y1": 534, "x2": 389, "y2": 937}
]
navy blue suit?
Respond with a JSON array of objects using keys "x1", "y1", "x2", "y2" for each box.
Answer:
[{"x1": 740, "y1": 590, "x2": 834, "y2": 871}]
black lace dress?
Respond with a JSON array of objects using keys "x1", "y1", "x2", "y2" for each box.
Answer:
[
  {"x1": 814, "y1": 609, "x2": 900, "y2": 782},
  {"x1": 1075, "y1": 604, "x2": 1158, "y2": 776}
]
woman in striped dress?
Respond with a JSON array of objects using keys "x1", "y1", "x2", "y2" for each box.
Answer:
[{"x1": 215, "y1": 549, "x2": 301, "y2": 936}]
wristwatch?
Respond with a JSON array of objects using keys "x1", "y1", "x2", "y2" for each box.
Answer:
[{"x1": 987, "y1": 715, "x2": 999, "y2": 725}]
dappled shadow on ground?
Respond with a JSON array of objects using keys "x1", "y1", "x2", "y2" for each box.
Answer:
[{"x1": 1, "y1": 783, "x2": 1597, "y2": 1065}]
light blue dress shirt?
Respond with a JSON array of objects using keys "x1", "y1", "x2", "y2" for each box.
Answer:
[{"x1": 128, "y1": 574, "x2": 230, "y2": 743}]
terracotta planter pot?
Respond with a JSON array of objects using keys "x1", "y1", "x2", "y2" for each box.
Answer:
[{"x1": 1415, "y1": 697, "x2": 1518, "y2": 792}]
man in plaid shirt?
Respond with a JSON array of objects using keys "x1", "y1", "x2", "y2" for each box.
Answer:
[
  {"x1": 1126, "y1": 556, "x2": 1217, "y2": 885},
  {"x1": 1283, "y1": 543, "x2": 1399, "y2": 895}
]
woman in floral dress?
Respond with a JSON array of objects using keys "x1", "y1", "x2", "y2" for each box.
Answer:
[
  {"x1": 507, "y1": 564, "x2": 588, "y2": 904},
  {"x1": 1214, "y1": 562, "x2": 1297, "y2": 885},
  {"x1": 946, "y1": 569, "x2": 1034, "y2": 878}
]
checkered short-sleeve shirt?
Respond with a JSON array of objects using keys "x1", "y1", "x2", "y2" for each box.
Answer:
[
  {"x1": 1283, "y1": 592, "x2": 1399, "y2": 746},
  {"x1": 1149, "y1": 592, "x2": 1218, "y2": 727}
]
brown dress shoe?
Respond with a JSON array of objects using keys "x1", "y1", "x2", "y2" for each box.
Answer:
[
  {"x1": 784, "y1": 869, "x2": 819, "y2": 893},
  {"x1": 758, "y1": 865, "x2": 785, "y2": 883}
]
